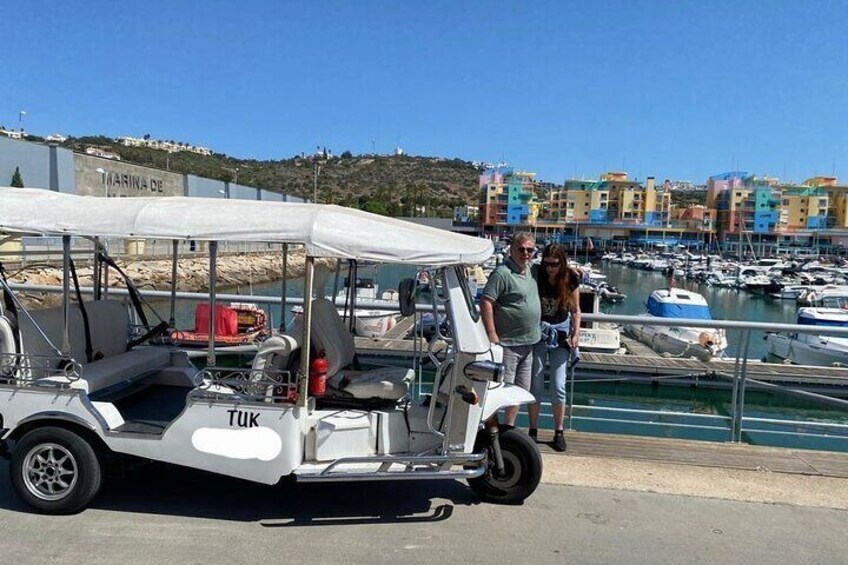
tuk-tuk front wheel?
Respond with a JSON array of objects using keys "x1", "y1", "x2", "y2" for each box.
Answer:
[
  {"x1": 10, "y1": 426, "x2": 103, "y2": 514},
  {"x1": 468, "y1": 427, "x2": 542, "y2": 504}
]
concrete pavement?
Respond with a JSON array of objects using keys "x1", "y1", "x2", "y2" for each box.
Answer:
[{"x1": 0, "y1": 452, "x2": 846, "y2": 565}]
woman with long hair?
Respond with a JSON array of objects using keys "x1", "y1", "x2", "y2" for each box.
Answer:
[{"x1": 528, "y1": 243, "x2": 581, "y2": 451}]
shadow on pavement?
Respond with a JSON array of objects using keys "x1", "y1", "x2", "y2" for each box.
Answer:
[{"x1": 0, "y1": 460, "x2": 478, "y2": 524}]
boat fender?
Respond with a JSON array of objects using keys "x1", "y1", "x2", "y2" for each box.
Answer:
[{"x1": 698, "y1": 332, "x2": 716, "y2": 348}]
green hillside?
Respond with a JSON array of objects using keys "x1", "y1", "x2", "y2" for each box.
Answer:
[{"x1": 62, "y1": 137, "x2": 480, "y2": 218}]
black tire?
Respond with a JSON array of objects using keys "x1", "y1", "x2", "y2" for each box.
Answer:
[
  {"x1": 468, "y1": 426, "x2": 543, "y2": 504},
  {"x1": 10, "y1": 426, "x2": 103, "y2": 514}
]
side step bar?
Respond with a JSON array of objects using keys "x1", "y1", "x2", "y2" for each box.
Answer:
[{"x1": 295, "y1": 452, "x2": 487, "y2": 483}]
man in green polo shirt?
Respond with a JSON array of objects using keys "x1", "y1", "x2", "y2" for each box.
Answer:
[{"x1": 480, "y1": 232, "x2": 541, "y2": 426}]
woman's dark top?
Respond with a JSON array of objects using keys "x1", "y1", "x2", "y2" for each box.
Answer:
[{"x1": 532, "y1": 264, "x2": 577, "y2": 347}]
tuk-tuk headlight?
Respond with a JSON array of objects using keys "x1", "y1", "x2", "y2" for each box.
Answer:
[{"x1": 464, "y1": 360, "x2": 502, "y2": 382}]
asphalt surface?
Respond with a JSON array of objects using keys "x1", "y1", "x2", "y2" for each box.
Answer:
[{"x1": 0, "y1": 457, "x2": 846, "y2": 565}]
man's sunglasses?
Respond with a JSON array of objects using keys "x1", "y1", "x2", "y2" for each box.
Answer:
[{"x1": 516, "y1": 247, "x2": 535, "y2": 254}]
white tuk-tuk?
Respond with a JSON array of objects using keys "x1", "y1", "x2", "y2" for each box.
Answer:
[{"x1": 0, "y1": 188, "x2": 541, "y2": 514}]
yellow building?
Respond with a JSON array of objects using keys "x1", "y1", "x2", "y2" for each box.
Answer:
[
  {"x1": 803, "y1": 177, "x2": 848, "y2": 229},
  {"x1": 804, "y1": 176, "x2": 837, "y2": 187},
  {"x1": 778, "y1": 186, "x2": 828, "y2": 230}
]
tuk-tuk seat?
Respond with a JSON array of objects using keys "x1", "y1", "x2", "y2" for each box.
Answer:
[
  {"x1": 251, "y1": 332, "x2": 301, "y2": 373},
  {"x1": 310, "y1": 298, "x2": 412, "y2": 401},
  {"x1": 17, "y1": 301, "x2": 171, "y2": 393}
]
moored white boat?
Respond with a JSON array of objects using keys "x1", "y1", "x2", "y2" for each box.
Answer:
[
  {"x1": 577, "y1": 290, "x2": 623, "y2": 354},
  {"x1": 766, "y1": 292, "x2": 848, "y2": 366},
  {"x1": 627, "y1": 288, "x2": 727, "y2": 361}
]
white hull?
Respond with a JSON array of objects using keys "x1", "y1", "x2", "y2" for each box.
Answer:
[
  {"x1": 765, "y1": 333, "x2": 848, "y2": 367},
  {"x1": 627, "y1": 319, "x2": 727, "y2": 361},
  {"x1": 351, "y1": 310, "x2": 399, "y2": 338},
  {"x1": 578, "y1": 327, "x2": 622, "y2": 354}
]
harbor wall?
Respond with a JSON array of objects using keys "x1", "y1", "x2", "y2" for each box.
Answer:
[{"x1": 8, "y1": 250, "x2": 332, "y2": 310}]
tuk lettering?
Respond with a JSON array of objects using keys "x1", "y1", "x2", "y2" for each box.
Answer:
[{"x1": 227, "y1": 409, "x2": 260, "y2": 428}]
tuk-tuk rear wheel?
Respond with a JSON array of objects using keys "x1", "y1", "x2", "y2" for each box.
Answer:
[
  {"x1": 10, "y1": 426, "x2": 103, "y2": 515},
  {"x1": 468, "y1": 427, "x2": 542, "y2": 504}
]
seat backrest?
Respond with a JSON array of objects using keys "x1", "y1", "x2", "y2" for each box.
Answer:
[
  {"x1": 310, "y1": 298, "x2": 355, "y2": 376},
  {"x1": 18, "y1": 300, "x2": 130, "y2": 364},
  {"x1": 251, "y1": 332, "x2": 301, "y2": 373}
]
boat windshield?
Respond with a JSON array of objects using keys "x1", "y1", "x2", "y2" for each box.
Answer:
[
  {"x1": 456, "y1": 265, "x2": 480, "y2": 323},
  {"x1": 821, "y1": 296, "x2": 848, "y2": 309}
]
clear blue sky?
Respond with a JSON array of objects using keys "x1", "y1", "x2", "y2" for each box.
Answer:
[{"x1": 4, "y1": 0, "x2": 847, "y2": 185}]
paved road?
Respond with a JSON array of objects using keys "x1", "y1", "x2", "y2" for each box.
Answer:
[{"x1": 0, "y1": 460, "x2": 846, "y2": 565}]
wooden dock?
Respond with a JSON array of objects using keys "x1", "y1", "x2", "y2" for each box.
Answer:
[{"x1": 577, "y1": 351, "x2": 848, "y2": 391}]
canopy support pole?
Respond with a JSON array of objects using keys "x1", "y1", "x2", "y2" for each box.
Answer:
[
  {"x1": 102, "y1": 238, "x2": 110, "y2": 299},
  {"x1": 331, "y1": 259, "x2": 342, "y2": 304},
  {"x1": 207, "y1": 241, "x2": 218, "y2": 368},
  {"x1": 92, "y1": 237, "x2": 102, "y2": 301},
  {"x1": 279, "y1": 244, "x2": 288, "y2": 332},
  {"x1": 169, "y1": 239, "x2": 178, "y2": 328},
  {"x1": 297, "y1": 257, "x2": 315, "y2": 407},
  {"x1": 349, "y1": 260, "x2": 358, "y2": 334},
  {"x1": 61, "y1": 235, "x2": 71, "y2": 356}
]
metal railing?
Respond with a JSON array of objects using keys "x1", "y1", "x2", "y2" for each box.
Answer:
[
  {"x1": 6, "y1": 283, "x2": 848, "y2": 450},
  {"x1": 564, "y1": 312, "x2": 848, "y2": 448},
  {"x1": 0, "y1": 236, "x2": 279, "y2": 265}
]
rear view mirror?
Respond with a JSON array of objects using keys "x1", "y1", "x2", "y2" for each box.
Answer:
[{"x1": 398, "y1": 278, "x2": 417, "y2": 317}]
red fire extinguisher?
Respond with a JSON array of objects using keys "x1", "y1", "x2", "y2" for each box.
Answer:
[{"x1": 309, "y1": 350, "x2": 328, "y2": 397}]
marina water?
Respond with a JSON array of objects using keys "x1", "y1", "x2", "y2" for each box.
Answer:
[{"x1": 163, "y1": 263, "x2": 848, "y2": 452}]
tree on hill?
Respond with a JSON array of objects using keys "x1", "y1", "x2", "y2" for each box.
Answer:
[{"x1": 10, "y1": 166, "x2": 24, "y2": 188}]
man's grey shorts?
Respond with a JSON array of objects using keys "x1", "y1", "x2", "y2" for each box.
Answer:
[{"x1": 501, "y1": 344, "x2": 533, "y2": 391}]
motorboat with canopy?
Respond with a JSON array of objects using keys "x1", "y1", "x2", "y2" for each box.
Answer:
[
  {"x1": 766, "y1": 288, "x2": 848, "y2": 366},
  {"x1": 627, "y1": 287, "x2": 727, "y2": 361},
  {"x1": 0, "y1": 188, "x2": 541, "y2": 514}
]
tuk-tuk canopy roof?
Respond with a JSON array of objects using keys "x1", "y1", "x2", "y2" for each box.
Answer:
[{"x1": 0, "y1": 188, "x2": 493, "y2": 266}]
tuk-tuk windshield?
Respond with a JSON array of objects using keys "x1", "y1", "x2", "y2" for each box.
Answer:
[{"x1": 454, "y1": 265, "x2": 480, "y2": 323}]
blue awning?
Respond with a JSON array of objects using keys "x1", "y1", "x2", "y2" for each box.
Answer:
[{"x1": 647, "y1": 297, "x2": 712, "y2": 320}]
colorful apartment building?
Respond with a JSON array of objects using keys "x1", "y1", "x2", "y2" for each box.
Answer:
[
  {"x1": 779, "y1": 186, "x2": 828, "y2": 230},
  {"x1": 549, "y1": 179, "x2": 608, "y2": 224},
  {"x1": 710, "y1": 172, "x2": 783, "y2": 234},
  {"x1": 479, "y1": 168, "x2": 536, "y2": 231},
  {"x1": 803, "y1": 177, "x2": 848, "y2": 229},
  {"x1": 545, "y1": 172, "x2": 671, "y2": 227}
]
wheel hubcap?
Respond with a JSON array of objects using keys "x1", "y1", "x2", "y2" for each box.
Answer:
[
  {"x1": 22, "y1": 443, "x2": 78, "y2": 501},
  {"x1": 488, "y1": 450, "x2": 522, "y2": 489}
]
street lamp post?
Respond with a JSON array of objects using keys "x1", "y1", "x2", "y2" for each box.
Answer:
[{"x1": 95, "y1": 167, "x2": 107, "y2": 197}]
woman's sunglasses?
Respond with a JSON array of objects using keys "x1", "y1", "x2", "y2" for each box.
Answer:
[{"x1": 543, "y1": 261, "x2": 561, "y2": 268}]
